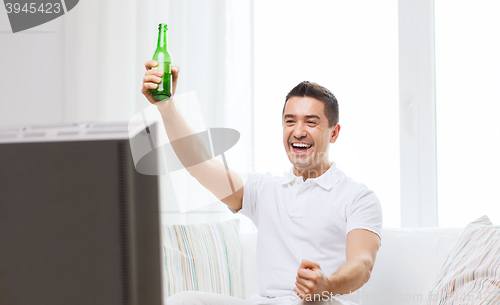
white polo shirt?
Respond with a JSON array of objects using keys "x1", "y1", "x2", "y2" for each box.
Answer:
[{"x1": 231, "y1": 163, "x2": 383, "y2": 304}]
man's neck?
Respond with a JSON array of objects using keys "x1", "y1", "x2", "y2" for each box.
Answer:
[{"x1": 293, "y1": 161, "x2": 333, "y2": 181}]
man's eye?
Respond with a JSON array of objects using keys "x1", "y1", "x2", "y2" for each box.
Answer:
[
  {"x1": 286, "y1": 120, "x2": 294, "y2": 124},
  {"x1": 307, "y1": 121, "x2": 316, "y2": 124}
]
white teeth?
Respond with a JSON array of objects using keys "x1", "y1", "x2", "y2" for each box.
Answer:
[{"x1": 292, "y1": 143, "x2": 312, "y2": 148}]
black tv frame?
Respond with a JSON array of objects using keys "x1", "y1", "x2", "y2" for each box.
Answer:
[{"x1": 0, "y1": 122, "x2": 163, "y2": 305}]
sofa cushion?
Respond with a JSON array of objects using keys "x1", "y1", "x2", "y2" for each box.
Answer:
[
  {"x1": 162, "y1": 219, "x2": 243, "y2": 299},
  {"x1": 422, "y1": 215, "x2": 500, "y2": 305}
]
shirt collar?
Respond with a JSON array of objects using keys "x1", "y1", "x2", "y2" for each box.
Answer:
[
  {"x1": 280, "y1": 168, "x2": 297, "y2": 185},
  {"x1": 280, "y1": 163, "x2": 343, "y2": 190}
]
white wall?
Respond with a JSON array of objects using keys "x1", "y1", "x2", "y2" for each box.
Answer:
[{"x1": 0, "y1": 6, "x2": 65, "y2": 126}]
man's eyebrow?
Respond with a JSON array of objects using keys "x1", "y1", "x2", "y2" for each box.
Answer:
[
  {"x1": 305, "y1": 115, "x2": 321, "y2": 120},
  {"x1": 283, "y1": 114, "x2": 321, "y2": 120}
]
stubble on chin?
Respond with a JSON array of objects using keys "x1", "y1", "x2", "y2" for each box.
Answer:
[{"x1": 291, "y1": 151, "x2": 332, "y2": 178}]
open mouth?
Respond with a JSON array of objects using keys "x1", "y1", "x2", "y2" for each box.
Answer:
[{"x1": 291, "y1": 142, "x2": 313, "y2": 153}]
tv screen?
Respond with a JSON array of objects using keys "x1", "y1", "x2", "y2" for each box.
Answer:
[{"x1": 0, "y1": 122, "x2": 163, "y2": 305}]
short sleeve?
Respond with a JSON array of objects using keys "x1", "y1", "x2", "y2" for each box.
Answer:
[
  {"x1": 345, "y1": 185, "x2": 383, "y2": 240},
  {"x1": 227, "y1": 172, "x2": 262, "y2": 228}
]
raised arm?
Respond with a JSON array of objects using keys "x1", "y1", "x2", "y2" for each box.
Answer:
[
  {"x1": 141, "y1": 61, "x2": 244, "y2": 212},
  {"x1": 294, "y1": 229, "x2": 381, "y2": 299}
]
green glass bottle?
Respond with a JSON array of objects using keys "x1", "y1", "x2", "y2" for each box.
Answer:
[{"x1": 151, "y1": 23, "x2": 172, "y2": 101}]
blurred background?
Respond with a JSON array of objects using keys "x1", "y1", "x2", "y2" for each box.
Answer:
[{"x1": 1, "y1": 0, "x2": 499, "y2": 230}]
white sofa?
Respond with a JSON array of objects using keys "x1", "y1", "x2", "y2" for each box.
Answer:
[{"x1": 240, "y1": 227, "x2": 464, "y2": 305}]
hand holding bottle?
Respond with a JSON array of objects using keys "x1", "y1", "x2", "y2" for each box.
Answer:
[{"x1": 142, "y1": 62, "x2": 179, "y2": 105}]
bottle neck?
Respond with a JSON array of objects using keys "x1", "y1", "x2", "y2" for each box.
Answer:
[{"x1": 157, "y1": 29, "x2": 168, "y2": 49}]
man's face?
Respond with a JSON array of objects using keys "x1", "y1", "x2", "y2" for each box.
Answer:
[{"x1": 282, "y1": 96, "x2": 340, "y2": 173}]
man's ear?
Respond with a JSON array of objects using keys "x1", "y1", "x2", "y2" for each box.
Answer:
[{"x1": 330, "y1": 124, "x2": 341, "y2": 144}]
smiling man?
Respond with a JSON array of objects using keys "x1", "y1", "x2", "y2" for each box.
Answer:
[
  {"x1": 142, "y1": 63, "x2": 383, "y2": 305},
  {"x1": 283, "y1": 83, "x2": 340, "y2": 179}
]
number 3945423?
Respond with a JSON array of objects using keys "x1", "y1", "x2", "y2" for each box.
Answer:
[{"x1": 5, "y1": 2, "x2": 62, "y2": 14}]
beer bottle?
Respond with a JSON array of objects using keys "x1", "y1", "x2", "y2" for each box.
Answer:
[{"x1": 151, "y1": 23, "x2": 172, "y2": 101}]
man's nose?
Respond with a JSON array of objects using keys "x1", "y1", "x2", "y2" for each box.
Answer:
[{"x1": 292, "y1": 122, "x2": 307, "y2": 138}]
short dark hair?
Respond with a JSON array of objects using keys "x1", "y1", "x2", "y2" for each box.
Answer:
[{"x1": 283, "y1": 81, "x2": 339, "y2": 128}]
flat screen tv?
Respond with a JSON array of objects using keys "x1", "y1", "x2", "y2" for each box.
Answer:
[{"x1": 0, "y1": 122, "x2": 163, "y2": 305}]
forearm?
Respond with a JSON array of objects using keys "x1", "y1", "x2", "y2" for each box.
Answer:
[
  {"x1": 327, "y1": 255, "x2": 373, "y2": 295},
  {"x1": 156, "y1": 97, "x2": 204, "y2": 144},
  {"x1": 155, "y1": 97, "x2": 212, "y2": 171},
  {"x1": 155, "y1": 97, "x2": 243, "y2": 208}
]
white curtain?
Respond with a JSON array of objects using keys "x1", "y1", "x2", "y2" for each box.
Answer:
[
  {"x1": 62, "y1": 0, "x2": 254, "y2": 227},
  {"x1": 62, "y1": 0, "x2": 253, "y2": 126}
]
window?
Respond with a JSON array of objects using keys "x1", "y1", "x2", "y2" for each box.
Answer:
[{"x1": 435, "y1": 0, "x2": 500, "y2": 226}]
